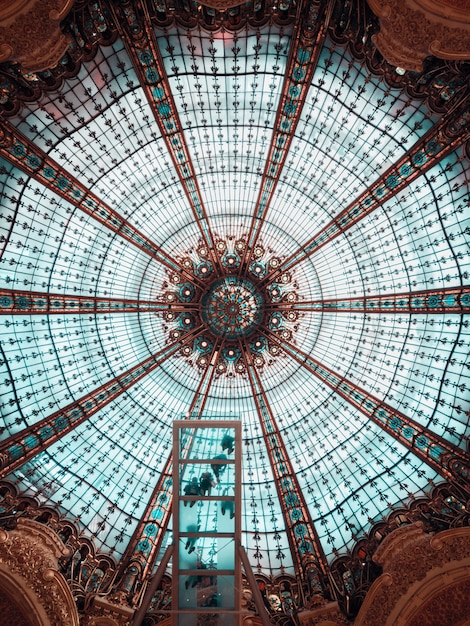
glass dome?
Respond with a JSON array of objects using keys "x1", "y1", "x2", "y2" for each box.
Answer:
[{"x1": 0, "y1": 0, "x2": 469, "y2": 593}]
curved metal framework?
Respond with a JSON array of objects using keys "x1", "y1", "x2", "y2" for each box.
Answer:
[{"x1": 0, "y1": 0, "x2": 469, "y2": 622}]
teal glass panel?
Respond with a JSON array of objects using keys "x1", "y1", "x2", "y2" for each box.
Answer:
[
  {"x1": 179, "y1": 463, "x2": 235, "y2": 498},
  {"x1": 179, "y1": 575, "x2": 235, "y2": 610},
  {"x1": 0, "y1": 8, "x2": 468, "y2": 579},
  {"x1": 179, "y1": 499, "x2": 235, "y2": 536}
]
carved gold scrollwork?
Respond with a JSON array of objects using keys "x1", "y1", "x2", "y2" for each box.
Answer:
[
  {"x1": 367, "y1": 0, "x2": 470, "y2": 71},
  {"x1": 0, "y1": 0, "x2": 74, "y2": 72},
  {"x1": 354, "y1": 524, "x2": 470, "y2": 626},
  {"x1": 0, "y1": 518, "x2": 79, "y2": 626}
]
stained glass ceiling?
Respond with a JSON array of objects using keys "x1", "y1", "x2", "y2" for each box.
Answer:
[{"x1": 0, "y1": 0, "x2": 469, "y2": 584}]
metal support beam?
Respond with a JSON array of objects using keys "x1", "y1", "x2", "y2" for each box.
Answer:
[
  {"x1": 0, "y1": 326, "x2": 203, "y2": 477},
  {"x1": 0, "y1": 119, "x2": 203, "y2": 288},
  {"x1": 185, "y1": 339, "x2": 223, "y2": 418},
  {"x1": 263, "y1": 329, "x2": 470, "y2": 491},
  {"x1": 243, "y1": 0, "x2": 334, "y2": 268},
  {"x1": 263, "y1": 94, "x2": 470, "y2": 281},
  {"x1": 242, "y1": 339, "x2": 330, "y2": 597},
  {"x1": 132, "y1": 545, "x2": 173, "y2": 626},
  {"x1": 0, "y1": 289, "x2": 198, "y2": 315},
  {"x1": 265, "y1": 286, "x2": 470, "y2": 314},
  {"x1": 238, "y1": 544, "x2": 272, "y2": 626},
  {"x1": 116, "y1": 344, "x2": 221, "y2": 590},
  {"x1": 112, "y1": 0, "x2": 221, "y2": 274},
  {"x1": 117, "y1": 452, "x2": 174, "y2": 595}
]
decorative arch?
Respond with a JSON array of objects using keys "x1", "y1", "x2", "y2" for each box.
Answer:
[
  {"x1": 397, "y1": 564, "x2": 470, "y2": 626},
  {"x1": 0, "y1": 564, "x2": 50, "y2": 626},
  {"x1": 0, "y1": 519, "x2": 79, "y2": 626},
  {"x1": 354, "y1": 525, "x2": 470, "y2": 626}
]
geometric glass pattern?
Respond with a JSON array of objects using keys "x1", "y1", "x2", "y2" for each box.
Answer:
[{"x1": 0, "y1": 1, "x2": 469, "y2": 587}]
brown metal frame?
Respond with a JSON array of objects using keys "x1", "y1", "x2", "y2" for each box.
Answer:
[
  {"x1": 264, "y1": 286, "x2": 470, "y2": 314},
  {"x1": 262, "y1": 328, "x2": 470, "y2": 491},
  {"x1": 240, "y1": 337, "x2": 330, "y2": 597},
  {"x1": 112, "y1": 2, "x2": 222, "y2": 276},
  {"x1": 172, "y1": 420, "x2": 242, "y2": 624},
  {"x1": 259, "y1": 94, "x2": 470, "y2": 284},
  {"x1": 0, "y1": 119, "x2": 207, "y2": 289},
  {"x1": 0, "y1": 289, "x2": 198, "y2": 315},
  {"x1": 242, "y1": 0, "x2": 334, "y2": 270},
  {"x1": 116, "y1": 344, "x2": 222, "y2": 589},
  {"x1": 0, "y1": 326, "x2": 205, "y2": 477}
]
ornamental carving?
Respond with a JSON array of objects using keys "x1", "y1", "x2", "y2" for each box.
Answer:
[
  {"x1": 407, "y1": 576, "x2": 470, "y2": 626},
  {"x1": 0, "y1": 0, "x2": 467, "y2": 117},
  {"x1": 355, "y1": 523, "x2": 470, "y2": 626},
  {"x1": 0, "y1": 0, "x2": 74, "y2": 72},
  {"x1": 0, "y1": 518, "x2": 79, "y2": 626},
  {"x1": 297, "y1": 601, "x2": 349, "y2": 626},
  {"x1": 195, "y1": 0, "x2": 247, "y2": 9},
  {"x1": 160, "y1": 236, "x2": 300, "y2": 377},
  {"x1": 0, "y1": 588, "x2": 32, "y2": 626},
  {"x1": 367, "y1": 0, "x2": 470, "y2": 71},
  {"x1": 80, "y1": 594, "x2": 134, "y2": 626}
]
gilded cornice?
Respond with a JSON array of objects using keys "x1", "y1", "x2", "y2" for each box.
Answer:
[
  {"x1": 367, "y1": 0, "x2": 470, "y2": 71},
  {"x1": 355, "y1": 523, "x2": 470, "y2": 626},
  {"x1": 0, "y1": 0, "x2": 468, "y2": 118},
  {"x1": 0, "y1": 0, "x2": 74, "y2": 72},
  {"x1": 0, "y1": 518, "x2": 79, "y2": 626}
]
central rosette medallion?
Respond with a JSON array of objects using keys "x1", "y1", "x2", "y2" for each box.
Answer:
[
  {"x1": 201, "y1": 277, "x2": 264, "y2": 340},
  {"x1": 160, "y1": 236, "x2": 299, "y2": 376}
]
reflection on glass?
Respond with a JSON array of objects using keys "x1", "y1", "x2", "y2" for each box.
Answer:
[
  {"x1": 179, "y1": 574, "x2": 235, "y2": 610},
  {"x1": 178, "y1": 535, "x2": 235, "y2": 570},
  {"x1": 179, "y1": 499, "x2": 235, "y2": 540},
  {"x1": 175, "y1": 421, "x2": 240, "y2": 622},
  {"x1": 180, "y1": 427, "x2": 237, "y2": 462},
  {"x1": 180, "y1": 463, "x2": 235, "y2": 498}
]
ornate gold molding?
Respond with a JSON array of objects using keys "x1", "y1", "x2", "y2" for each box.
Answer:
[
  {"x1": 355, "y1": 523, "x2": 470, "y2": 626},
  {"x1": 0, "y1": 564, "x2": 45, "y2": 626},
  {"x1": 412, "y1": 0, "x2": 470, "y2": 22},
  {"x1": 80, "y1": 593, "x2": 134, "y2": 626},
  {"x1": 395, "y1": 563, "x2": 470, "y2": 626},
  {"x1": 0, "y1": 0, "x2": 74, "y2": 72},
  {"x1": 0, "y1": 518, "x2": 79, "y2": 626},
  {"x1": 192, "y1": 0, "x2": 246, "y2": 9},
  {"x1": 366, "y1": 0, "x2": 470, "y2": 71},
  {"x1": 297, "y1": 601, "x2": 348, "y2": 626}
]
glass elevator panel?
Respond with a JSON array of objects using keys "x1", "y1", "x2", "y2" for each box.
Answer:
[{"x1": 173, "y1": 421, "x2": 242, "y2": 626}]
